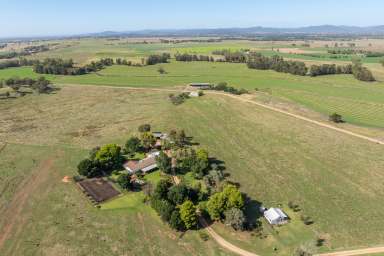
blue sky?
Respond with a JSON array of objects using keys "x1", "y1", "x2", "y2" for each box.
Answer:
[{"x1": 1, "y1": 0, "x2": 383, "y2": 37}]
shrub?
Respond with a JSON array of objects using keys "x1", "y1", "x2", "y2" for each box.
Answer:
[{"x1": 329, "y1": 113, "x2": 344, "y2": 123}]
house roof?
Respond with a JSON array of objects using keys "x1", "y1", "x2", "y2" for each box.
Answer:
[
  {"x1": 264, "y1": 208, "x2": 288, "y2": 221},
  {"x1": 124, "y1": 156, "x2": 157, "y2": 173}
]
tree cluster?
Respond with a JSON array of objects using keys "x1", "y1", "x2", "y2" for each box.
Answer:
[
  {"x1": 352, "y1": 62, "x2": 375, "y2": 82},
  {"x1": 0, "y1": 76, "x2": 53, "y2": 96},
  {"x1": 151, "y1": 180, "x2": 203, "y2": 230},
  {"x1": 247, "y1": 53, "x2": 308, "y2": 76},
  {"x1": 206, "y1": 184, "x2": 246, "y2": 230},
  {"x1": 309, "y1": 64, "x2": 353, "y2": 76},
  {"x1": 146, "y1": 53, "x2": 171, "y2": 65},
  {"x1": 174, "y1": 53, "x2": 214, "y2": 62},
  {"x1": 211, "y1": 82, "x2": 248, "y2": 95},
  {"x1": 33, "y1": 58, "x2": 114, "y2": 75},
  {"x1": 77, "y1": 144, "x2": 124, "y2": 178},
  {"x1": 168, "y1": 92, "x2": 190, "y2": 105},
  {"x1": 212, "y1": 49, "x2": 248, "y2": 63}
]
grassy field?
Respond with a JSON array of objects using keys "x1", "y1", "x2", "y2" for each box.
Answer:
[
  {"x1": 2, "y1": 58, "x2": 384, "y2": 128},
  {"x1": 1, "y1": 86, "x2": 384, "y2": 255}
]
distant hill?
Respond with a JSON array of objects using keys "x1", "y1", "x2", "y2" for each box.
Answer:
[{"x1": 85, "y1": 25, "x2": 384, "y2": 37}]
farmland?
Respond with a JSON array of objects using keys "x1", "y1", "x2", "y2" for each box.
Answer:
[
  {"x1": 2, "y1": 57, "x2": 384, "y2": 128},
  {"x1": 1, "y1": 85, "x2": 384, "y2": 255}
]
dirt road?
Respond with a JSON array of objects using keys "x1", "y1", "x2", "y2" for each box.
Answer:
[
  {"x1": 199, "y1": 218, "x2": 259, "y2": 256},
  {"x1": 61, "y1": 84, "x2": 384, "y2": 146}
]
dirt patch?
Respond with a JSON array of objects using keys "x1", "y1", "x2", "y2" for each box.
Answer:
[
  {"x1": 274, "y1": 48, "x2": 319, "y2": 54},
  {"x1": 77, "y1": 178, "x2": 120, "y2": 203},
  {"x1": 61, "y1": 176, "x2": 71, "y2": 183},
  {"x1": 0, "y1": 158, "x2": 55, "y2": 250}
]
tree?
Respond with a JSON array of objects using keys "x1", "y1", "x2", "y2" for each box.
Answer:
[
  {"x1": 140, "y1": 132, "x2": 156, "y2": 150},
  {"x1": 138, "y1": 124, "x2": 151, "y2": 133},
  {"x1": 153, "y1": 179, "x2": 172, "y2": 199},
  {"x1": 207, "y1": 192, "x2": 226, "y2": 221},
  {"x1": 169, "y1": 210, "x2": 185, "y2": 231},
  {"x1": 77, "y1": 158, "x2": 100, "y2": 178},
  {"x1": 125, "y1": 136, "x2": 141, "y2": 155},
  {"x1": 151, "y1": 198, "x2": 175, "y2": 222},
  {"x1": 167, "y1": 184, "x2": 189, "y2": 205},
  {"x1": 94, "y1": 144, "x2": 124, "y2": 172},
  {"x1": 207, "y1": 185, "x2": 244, "y2": 221},
  {"x1": 224, "y1": 208, "x2": 246, "y2": 231},
  {"x1": 158, "y1": 66, "x2": 166, "y2": 74},
  {"x1": 329, "y1": 113, "x2": 344, "y2": 123},
  {"x1": 156, "y1": 151, "x2": 172, "y2": 174},
  {"x1": 222, "y1": 185, "x2": 244, "y2": 209},
  {"x1": 179, "y1": 200, "x2": 197, "y2": 229},
  {"x1": 117, "y1": 173, "x2": 132, "y2": 190}
]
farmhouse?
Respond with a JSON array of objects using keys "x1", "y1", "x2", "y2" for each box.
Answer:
[
  {"x1": 264, "y1": 208, "x2": 289, "y2": 225},
  {"x1": 124, "y1": 155, "x2": 158, "y2": 174},
  {"x1": 189, "y1": 83, "x2": 212, "y2": 89}
]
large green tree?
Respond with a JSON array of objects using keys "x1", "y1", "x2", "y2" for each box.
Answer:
[
  {"x1": 179, "y1": 200, "x2": 197, "y2": 229},
  {"x1": 156, "y1": 151, "x2": 172, "y2": 174},
  {"x1": 94, "y1": 144, "x2": 124, "y2": 171},
  {"x1": 224, "y1": 208, "x2": 246, "y2": 231},
  {"x1": 125, "y1": 136, "x2": 141, "y2": 155},
  {"x1": 167, "y1": 184, "x2": 189, "y2": 205}
]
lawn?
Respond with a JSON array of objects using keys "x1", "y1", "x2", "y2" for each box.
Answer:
[{"x1": 1, "y1": 86, "x2": 384, "y2": 255}]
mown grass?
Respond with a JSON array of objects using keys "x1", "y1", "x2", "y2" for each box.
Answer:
[{"x1": 1, "y1": 87, "x2": 384, "y2": 255}]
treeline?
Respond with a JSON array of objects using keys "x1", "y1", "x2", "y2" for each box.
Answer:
[
  {"x1": 309, "y1": 64, "x2": 353, "y2": 76},
  {"x1": 310, "y1": 62, "x2": 375, "y2": 81},
  {"x1": 210, "y1": 82, "x2": 248, "y2": 95},
  {"x1": 212, "y1": 49, "x2": 248, "y2": 63},
  {"x1": 0, "y1": 76, "x2": 53, "y2": 99},
  {"x1": 0, "y1": 58, "x2": 37, "y2": 70},
  {"x1": 160, "y1": 39, "x2": 222, "y2": 44},
  {"x1": 247, "y1": 53, "x2": 308, "y2": 76},
  {"x1": 328, "y1": 49, "x2": 384, "y2": 57},
  {"x1": 0, "y1": 45, "x2": 50, "y2": 60},
  {"x1": 33, "y1": 58, "x2": 114, "y2": 75},
  {"x1": 146, "y1": 53, "x2": 171, "y2": 65},
  {"x1": 174, "y1": 53, "x2": 214, "y2": 62}
]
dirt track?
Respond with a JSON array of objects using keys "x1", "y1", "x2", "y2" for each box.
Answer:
[
  {"x1": 61, "y1": 84, "x2": 384, "y2": 146},
  {"x1": 0, "y1": 158, "x2": 54, "y2": 251}
]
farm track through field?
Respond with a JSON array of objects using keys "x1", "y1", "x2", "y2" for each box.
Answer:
[
  {"x1": 0, "y1": 158, "x2": 55, "y2": 252},
  {"x1": 61, "y1": 84, "x2": 384, "y2": 146}
]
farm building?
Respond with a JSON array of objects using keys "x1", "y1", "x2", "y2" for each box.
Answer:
[
  {"x1": 189, "y1": 83, "x2": 212, "y2": 89},
  {"x1": 124, "y1": 155, "x2": 158, "y2": 174},
  {"x1": 264, "y1": 208, "x2": 289, "y2": 225},
  {"x1": 189, "y1": 91, "x2": 200, "y2": 97},
  {"x1": 152, "y1": 132, "x2": 168, "y2": 140}
]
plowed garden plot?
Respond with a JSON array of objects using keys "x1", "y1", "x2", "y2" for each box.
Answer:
[{"x1": 78, "y1": 178, "x2": 120, "y2": 203}]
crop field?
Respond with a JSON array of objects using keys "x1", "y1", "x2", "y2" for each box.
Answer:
[
  {"x1": 1, "y1": 86, "x2": 384, "y2": 255},
  {"x1": 2, "y1": 55, "x2": 384, "y2": 128}
]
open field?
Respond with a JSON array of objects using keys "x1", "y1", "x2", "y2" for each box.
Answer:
[
  {"x1": 1, "y1": 86, "x2": 384, "y2": 255},
  {"x1": 2, "y1": 56, "x2": 384, "y2": 128}
]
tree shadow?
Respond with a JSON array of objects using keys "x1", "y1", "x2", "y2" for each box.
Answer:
[{"x1": 243, "y1": 196, "x2": 263, "y2": 231}]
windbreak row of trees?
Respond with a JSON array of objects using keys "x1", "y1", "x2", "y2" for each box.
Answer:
[
  {"x1": 328, "y1": 49, "x2": 384, "y2": 57},
  {"x1": 0, "y1": 45, "x2": 50, "y2": 60},
  {"x1": 146, "y1": 53, "x2": 171, "y2": 65},
  {"x1": 0, "y1": 76, "x2": 53, "y2": 98},
  {"x1": 247, "y1": 53, "x2": 308, "y2": 76},
  {"x1": 309, "y1": 64, "x2": 353, "y2": 76},
  {"x1": 174, "y1": 53, "x2": 214, "y2": 62},
  {"x1": 212, "y1": 49, "x2": 248, "y2": 63},
  {"x1": 0, "y1": 58, "x2": 37, "y2": 70},
  {"x1": 33, "y1": 58, "x2": 114, "y2": 75}
]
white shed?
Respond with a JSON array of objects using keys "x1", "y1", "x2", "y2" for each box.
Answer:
[{"x1": 264, "y1": 208, "x2": 288, "y2": 225}]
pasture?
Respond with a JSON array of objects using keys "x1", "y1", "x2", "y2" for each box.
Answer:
[
  {"x1": 1, "y1": 86, "x2": 384, "y2": 255},
  {"x1": 2, "y1": 57, "x2": 384, "y2": 128}
]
